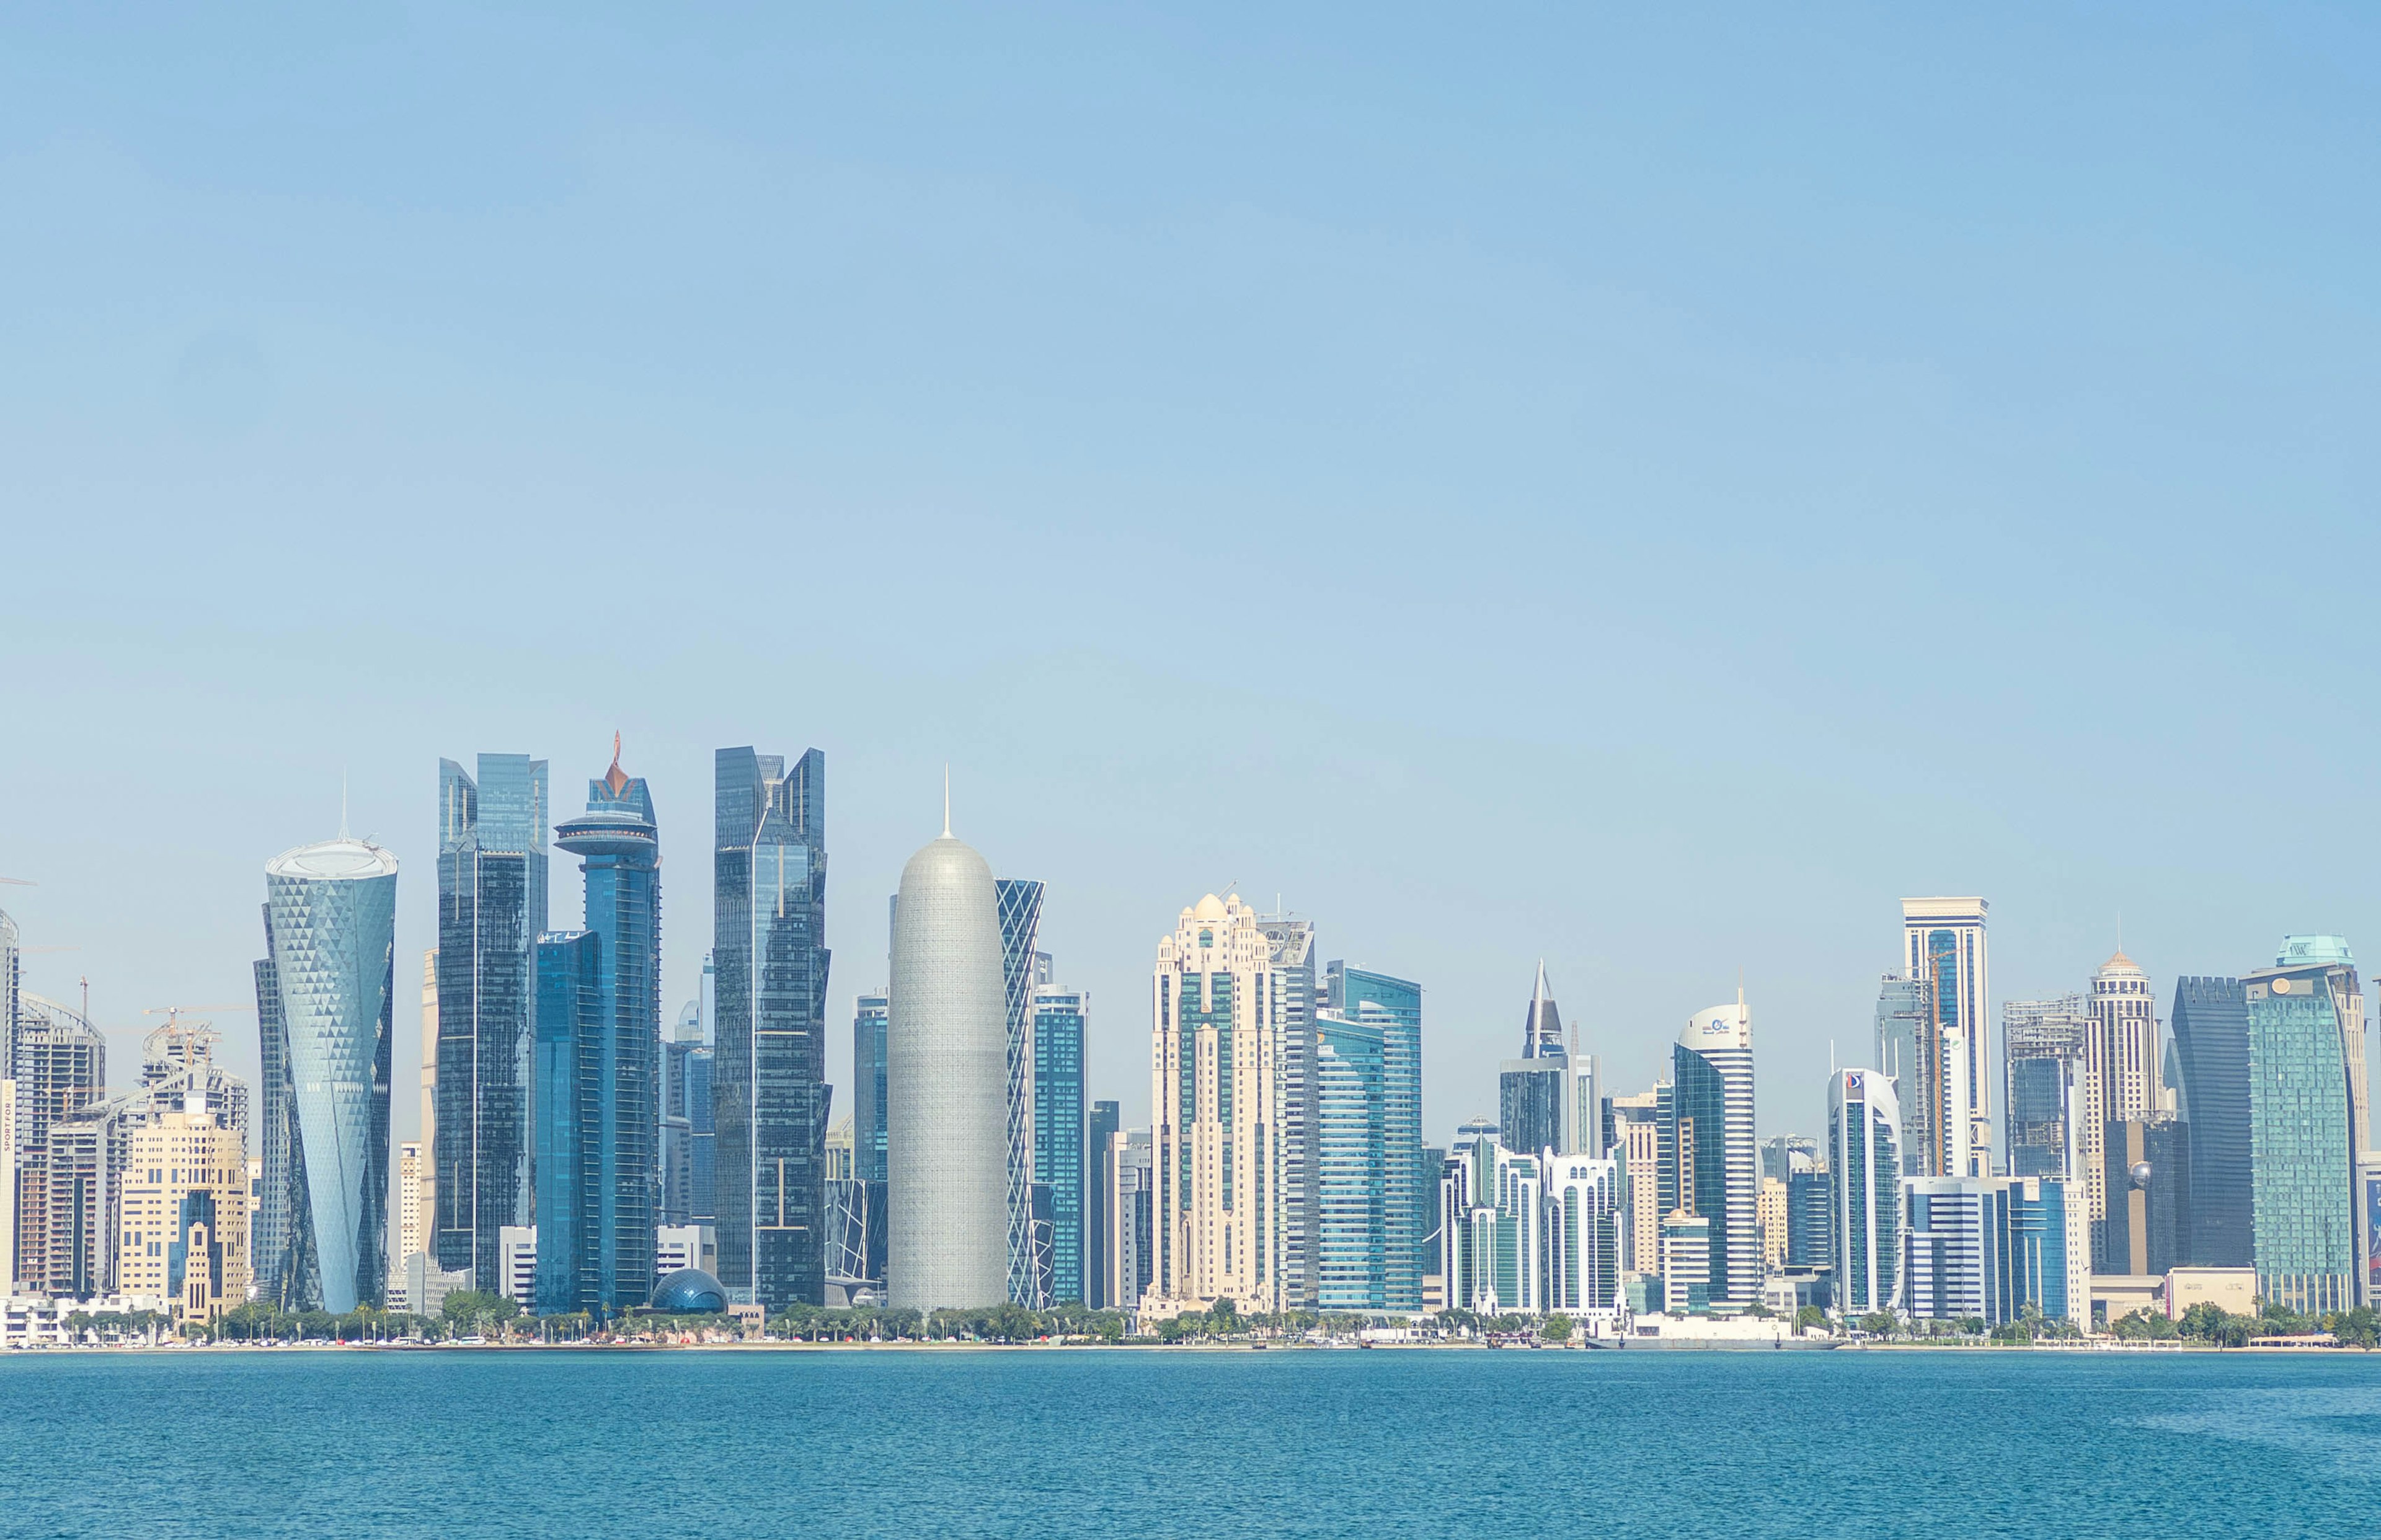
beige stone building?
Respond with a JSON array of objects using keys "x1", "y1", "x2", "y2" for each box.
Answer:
[
  {"x1": 1757, "y1": 1176, "x2": 1789, "y2": 1271},
  {"x1": 117, "y1": 1106, "x2": 250, "y2": 1327},
  {"x1": 1610, "y1": 1089, "x2": 1664, "y2": 1277},
  {"x1": 1146, "y1": 893, "x2": 1278, "y2": 1316}
]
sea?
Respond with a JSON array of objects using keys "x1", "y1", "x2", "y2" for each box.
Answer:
[{"x1": 4, "y1": 1346, "x2": 2377, "y2": 1538}]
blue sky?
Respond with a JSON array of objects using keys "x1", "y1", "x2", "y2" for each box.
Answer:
[{"x1": 2, "y1": 4, "x2": 2377, "y2": 1146}]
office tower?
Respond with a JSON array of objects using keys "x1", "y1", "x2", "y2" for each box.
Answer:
[
  {"x1": 993, "y1": 880, "x2": 1046, "y2": 1307},
  {"x1": 46, "y1": 1104, "x2": 131, "y2": 1297},
  {"x1": 685, "y1": 1030, "x2": 716, "y2": 1228},
  {"x1": 1440, "y1": 1130, "x2": 1542, "y2": 1314},
  {"x1": 117, "y1": 1105, "x2": 250, "y2": 1327},
  {"x1": 252, "y1": 916, "x2": 290, "y2": 1301},
  {"x1": 1760, "y1": 1135, "x2": 1818, "y2": 1184},
  {"x1": 2082, "y1": 953, "x2": 2161, "y2": 1265},
  {"x1": 1499, "y1": 964, "x2": 1572, "y2": 1158},
  {"x1": 2278, "y1": 935, "x2": 2372, "y2": 1154},
  {"x1": 2104, "y1": 1115, "x2": 2190, "y2": 1277},
  {"x1": 1323, "y1": 960, "x2": 1425, "y2": 1312},
  {"x1": 433, "y1": 755, "x2": 548, "y2": 1294},
  {"x1": 1107, "y1": 1127, "x2": 1155, "y2": 1312},
  {"x1": 1757, "y1": 1177, "x2": 1789, "y2": 1271},
  {"x1": 2172, "y1": 975, "x2": 2250, "y2": 1267},
  {"x1": 1876, "y1": 973, "x2": 1967, "y2": 1178},
  {"x1": 1828, "y1": 1069, "x2": 1902, "y2": 1316},
  {"x1": 394, "y1": 1141, "x2": 424, "y2": 1277},
  {"x1": 0, "y1": 906, "x2": 16, "y2": 1081},
  {"x1": 417, "y1": 950, "x2": 437, "y2": 1283},
  {"x1": 1786, "y1": 1167, "x2": 1832, "y2": 1270},
  {"x1": 1903, "y1": 898, "x2": 1990, "y2": 1174},
  {"x1": 530, "y1": 746, "x2": 663, "y2": 1316},
  {"x1": 1087, "y1": 1099, "x2": 1120, "y2": 1309},
  {"x1": 886, "y1": 806, "x2": 1008, "y2": 1313},
  {"x1": 1660, "y1": 1214, "x2": 1711, "y2": 1314},
  {"x1": 853, "y1": 994, "x2": 890, "y2": 1185},
  {"x1": 1031, "y1": 983, "x2": 1088, "y2": 1304},
  {"x1": 1542, "y1": 1153, "x2": 1624, "y2": 1322},
  {"x1": 262, "y1": 831, "x2": 399, "y2": 1314},
  {"x1": 1662, "y1": 994, "x2": 1758, "y2": 1309},
  {"x1": 1903, "y1": 1175, "x2": 2082, "y2": 1327},
  {"x1": 2242, "y1": 939, "x2": 2360, "y2": 1313},
  {"x1": 1149, "y1": 894, "x2": 1277, "y2": 1314},
  {"x1": 1253, "y1": 913, "x2": 1318, "y2": 1311},
  {"x1": 660, "y1": 1005, "x2": 700, "y2": 1228},
  {"x1": 10, "y1": 994, "x2": 104, "y2": 1286},
  {"x1": 1610, "y1": 1089, "x2": 1662, "y2": 1277},
  {"x1": 0, "y1": 1079, "x2": 12, "y2": 1290},
  {"x1": 714, "y1": 746, "x2": 831, "y2": 1309},
  {"x1": 2002, "y1": 996, "x2": 2088, "y2": 1188},
  {"x1": 1418, "y1": 1142, "x2": 1445, "y2": 1279},
  {"x1": 1313, "y1": 1011, "x2": 1386, "y2": 1309}
]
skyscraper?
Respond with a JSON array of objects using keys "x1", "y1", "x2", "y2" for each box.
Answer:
[
  {"x1": 1828, "y1": 1069, "x2": 1901, "y2": 1316},
  {"x1": 262, "y1": 832, "x2": 398, "y2": 1314},
  {"x1": 1610, "y1": 1088, "x2": 1663, "y2": 1279},
  {"x1": 117, "y1": 1105, "x2": 250, "y2": 1328},
  {"x1": 1253, "y1": 913, "x2": 1317, "y2": 1311},
  {"x1": 1499, "y1": 963, "x2": 1571, "y2": 1157},
  {"x1": 853, "y1": 994, "x2": 890, "y2": 1186},
  {"x1": 394, "y1": 1140, "x2": 424, "y2": 1278},
  {"x1": 2082, "y1": 953, "x2": 2161, "y2": 1266},
  {"x1": 9, "y1": 993, "x2": 104, "y2": 1288},
  {"x1": 1149, "y1": 893, "x2": 1277, "y2": 1314},
  {"x1": 2171, "y1": 975, "x2": 2250, "y2": 1267},
  {"x1": 2103, "y1": 1115, "x2": 2191, "y2": 1277},
  {"x1": 1325, "y1": 960, "x2": 1425, "y2": 1313},
  {"x1": 993, "y1": 880, "x2": 1046, "y2": 1306},
  {"x1": 434, "y1": 754, "x2": 549, "y2": 1293},
  {"x1": 1662, "y1": 994, "x2": 1759, "y2": 1309},
  {"x1": 251, "y1": 913, "x2": 290, "y2": 1301},
  {"x1": 2002, "y1": 995, "x2": 2087, "y2": 1182},
  {"x1": 713, "y1": 746, "x2": 830, "y2": 1309},
  {"x1": 2243, "y1": 938, "x2": 2359, "y2": 1313},
  {"x1": 415, "y1": 949, "x2": 437, "y2": 1275},
  {"x1": 1874, "y1": 973, "x2": 1966, "y2": 1178},
  {"x1": 536, "y1": 742, "x2": 663, "y2": 1314},
  {"x1": 1903, "y1": 898, "x2": 1990, "y2": 1175},
  {"x1": 660, "y1": 1005, "x2": 698, "y2": 1228},
  {"x1": 1439, "y1": 1128, "x2": 1542, "y2": 1315},
  {"x1": 1087, "y1": 1098, "x2": 1120, "y2": 1310},
  {"x1": 1031, "y1": 981, "x2": 1089, "y2": 1304},
  {"x1": 886, "y1": 803, "x2": 1007, "y2": 1312},
  {"x1": 1313, "y1": 1009, "x2": 1386, "y2": 1310}
]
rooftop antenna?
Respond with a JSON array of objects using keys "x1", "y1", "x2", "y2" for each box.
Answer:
[
  {"x1": 81, "y1": 975, "x2": 88, "y2": 1024},
  {"x1": 941, "y1": 766, "x2": 951, "y2": 838}
]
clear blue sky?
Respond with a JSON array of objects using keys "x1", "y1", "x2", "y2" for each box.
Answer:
[{"x1": 3, "y1": 4, "x2": 2376, "y2": 1149}]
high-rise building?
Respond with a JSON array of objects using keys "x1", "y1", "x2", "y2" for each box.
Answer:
[
  {"x1": 1786, "y1": 1167, "x2": 1832, "y2": 1271},
  {"x1": 1757, "y1": 1177, "x2": 1789, "y2": 1272},
  {"x1": 433, "y1": 754, "x2": 549, "y2": 1294},
  {"x1": 1253, "y1": 913, "x2": 1317, "y2": 1311},
  {"x1": 1324, "y1": 961, "x2": 1425, "y2": 1313},
  {"x1": 993, "y1": 880, "x2": 1046, "y2": 1307},
  {"x1": 2278, "y1": 935, "x2": 2370, "y2": 1154},
  {"x1": 1903, "y1": 898, "x2": 1990, "y2": 1174},
  {"x1": 1828, "y1": 1069, "x2": 1901, "y2": 1316},
  {"x1": 2082, "y1": 953, "x2": 2162, "y2": 1267},
  {"x1": 713, "y1": 746, "x2": 830, "y2": 1309},
  {"x1": 1313, "y1": 1011, "x2": 1386, "y2": 1311},
  {"x1": 853, "y1": 994, "x2": 889, "y2": 1186},
  {"x1": 1440, "y1": 1129, "x2": 1541, "y2": 1315},
  {"x1": 394, "y1": 1140, "x2": 424, "y2": 1280},
  {"x1": 2243, "y1": 938, "x2": 2360, "y2": 1314},
  {"x1": 1031, "y1": 983, "x2": 1088, "y2": 1304},
  {"x1": 1148, "y1": 894, "x2": 1276, "y2": 1314},
  {"x1": 534, "y1": 743, "x2": 663, "y2": 1316},
  {"x1": 1610, "y1": 1089, "x2": 1662, "y2": 1278},
  {"x1": 2171, "y1": 975, "x2": 2250, "y2": 1267},
  {"x1": 1662, "y1": 995, "x2": 1758, "y2": 1309},
  {"x1": 1759, "y1": 1135, "x2": 1819, "y2": 1184},
  {"x1": 117, "y1": 1106, "x2": 250, "y2": 1327},
  {"x1": 46, "y1": 1102, "x2": 133, "y2": 1298},
  {"x1": 2002, "y1": 996, "x2": 2087, "y2": 1185},
  {"x1": 1499, "y1": 963, "x2": 1571, "y2": 1158},
  {"x1": 1087, "y1": 1099, "x2": 1120, "y2": 1310},
  {"x1": 1541, "y1": 1153, "x2": 1624, "y2": 1323},
  {"x1": 660, "y1": 1003, "x2": 700, "y2": 1228},
  {"x1": 9, "y1": 994, "x2": 104, "y2": 1287},
  {"x1": 0, "y1": 906, "x2": 17, "y2": 1082},
  {"x1": 262, "y1": 833, "x2": 398, "y2": 1314},
  {"x1": 0, "y1": 1079, "x2": 14, "y2": 1291},
  {"x1": 252, "y1": 915, "x2": 289, "y2": 1302},
  {"x1": 1876, "y1": 973, "x2": 1967, "y2": 1178},
  {"x1": 1902, "y1": 1175, "x2": 2083, "y2": 1327},
  {"x1": 2103, "y1": 1114, "x2": 2190, "y2": 1277},
  {"x1": 887, "y1": 808, "x2": 1008, "y2": 1313},
  {"x1": 415, "y1": 950, "x2": 437, "y2": 1273},
  {"x1": 1107, "y1": 1127, "x2": 1154, "y2": 1314},
  {"x1": 1660, "y1": 1213, "x2": 1711, "y2": 1314}
]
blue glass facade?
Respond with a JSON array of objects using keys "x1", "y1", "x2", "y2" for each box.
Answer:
[
  {"x1": 1314, "y1": 1015, "x2": 1386, "y2": 1309},
  {"x1": 433, "y1": 754, "x2": 548, "y2": 1292},
  {"x1": 262, "y1": 837, "x2": 398, "y2": 1314},
  {"x1": 2245, "y1": 952, "x2": 2359, "y2": 1313},
  {"x1": 1664, "y1": 1046, "x2": 1732, "y2": 1304},
  {"x1": 853, "y1": 994, "x2": 889, "y2": 1186},
  {"x1": 713, "y1": 746, "x2": 830, "y2": 1308},
  {"x1": 250, "y1": 906, "x2": 291, "y2": 1303},
  {"x1": 1088, "y1": 1099, "x2": 1120, "y2": 1309},
  {"x1": 2173, "y1": 976, "x2": 2250, "y2": 1267},
  {"x1": 1032, "y1": 986, "x2": 1088, "y2": 1304},
  {"x1": 1326, "y1": 963, "x2": 1424, "y2": 1312},
  {"x1": 533, "y1": 930, "x2": 600, "y2": 1314},
  {"x1": 995, "y1": 880, "x2": 1046, "y2": 1306},
  {"x1": 544, "y1": 750, "x2": 662, "y2": 1312}
]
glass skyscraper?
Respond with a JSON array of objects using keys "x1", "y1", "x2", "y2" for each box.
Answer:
[
  {"x1": 713, "y1": 746, "x2": 829, "y2": 1308},
  {"x1": 535, "y1": 745, "x2": 662, "y2": 1313},
  {"x1": 1903, "y1": 898, "x2": 1990, "y2": 1175},
  {"x1": 1827, "y1": 1068, "x2": 1901, "y2": 1314},
  {"x1": 2002, "y1": 995, "x2": 2087, "y2": 1181},
  {"x1": 262, "y1": 833, "x2": 397, "y2": 1314},
  {"x1": 995, "y1": 879, "x2": 1046, "y2": 1306},
  {"x1": 2243, "y1": 940, "x2": 2359, "y2": 1314},
  {"x1": 1031, "y1": 984, "x2": 1088, "y2": 1304},
  {"x1": 1313, "y1": 1014, "x2": 1387, "y2": 1309},
  {"x1": 1325, "y1": 962, "x2": 1424, "y2": 1312},
  {"x1": 1254, "y1": 914, "x2": 1316, "y2": 1310},
  {"x1": 1662, "y1": 996, "x2": 1759, "y2": 1309},
  {"x1": 853, "y1": 994, "x2": 889, "y2": 1186},
  {"x1": 433, "y1": 754, "x2": 548, "y2": 1293},
  {"x1": 1087, "y1": 1098, "x2": 1120, "y2": 1309},
  {"x1": 2172, "y1": 975, "x2": 2250, "y2": 1267}
]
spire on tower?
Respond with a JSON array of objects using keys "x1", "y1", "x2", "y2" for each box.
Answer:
[{"x1": 942, "y1": 765, "x2": 951, "y2": 838}]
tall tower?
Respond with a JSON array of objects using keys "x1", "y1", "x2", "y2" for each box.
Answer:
[
  {"x1": 2084, "y1": 953, "x2": 2159, "y2": 1267},
  {"x1": 1499, "y1": 963, "x2": 1571, "y2": 1157},
  {"x1": 263, "y1": 832, "x2": 398, "y2": 1314},
  {"x1": 886, "y1": 805, "x2": 1009, "y2": 1312},
  {"x1": 993, "y1": 879, "x2": 1046, "y2": 1306},
  {"x1": 1031, "y1": 980, "x2": 1089, "y2": 1304},
  {"x1": 1254, "y1": 912, "x2": 1317, "y2": 1309},
  {"x1": 2003, "y1": 994, "x2": 2088, "y2": 1182},
  {"x1": 1903, "y1": 898, "x2": 1990, "y2": 1174},
  {"x1": 1325, "y1": 962, "x2": 1425, "y2": 1312},
  {"x1": 2242, "y1": 937, "x2": 2360, "y2": 1314},
  {"x1": 2171, "y1": 975, "x2": 2251, "y2": 1267},
  {"x1": 853, "y1": 994, "x2": 890, "y2": 1185},
  {"x1": 1148, "y1": 893, "x2": 1277, "y2": 1314},
  {"x1": 1664, "y1": 994, "x2": 1758, "y2": 1309},
  {"x1": 415, "y1": 949, "x2": 437, "y2": 1277},
  {"x1": 540, "y1": 739, "x2": 663, "y2": 1312},
  {"x1": 10, "y1": 994, "x2": 105, "y2": 1288},
  {"x1": 1827, "y1": 1068, "x2": 1902, "y2": 1316},
  {"x1": 713, "y1": 746, "x2": 830, "y2": 1309},
  {"x1": 433, "y1": 754, "x2": 548, "y2": 1292}
]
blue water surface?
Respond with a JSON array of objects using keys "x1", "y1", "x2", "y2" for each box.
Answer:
[{"x1": 3, "y1": 1346, "x2": 2377, "y2": 1538}]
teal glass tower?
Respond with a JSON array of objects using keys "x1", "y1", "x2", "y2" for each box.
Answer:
[
  {"x1": 853, "y1": 994, "x2": 889, "y2": 1185},
  {"x1": 537, "y1": 740, "x2": 662, "y2": 1314},
  {"x1": 2243, "y1": 937, "x2": 2359, "y2": 1314},
  {"x1": 434, "y1": 753, "x2": 549, "y2": 1293},
  {"x1": 1313, "y1": 1012, "x2": 1388, "y2": 1309},
  {"x1": 1323, "y1": 962, "x2": 1424, "y2": 1311},
  {"x1": 995, "y1": 879, "x2": 1046, "y2": 1306},
  {"x1": 1031, "y1": 984, "x2": 1089, "y2": 1304}
]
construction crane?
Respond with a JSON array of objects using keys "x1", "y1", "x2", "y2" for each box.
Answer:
[{"x1": 143, "y1": 1004, "x2": 253, "y2": 1023}]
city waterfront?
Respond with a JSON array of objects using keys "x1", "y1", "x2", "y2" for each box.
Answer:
[{"x1": 5, "y1": 1350, "x2": 2377, "y2": 1538}]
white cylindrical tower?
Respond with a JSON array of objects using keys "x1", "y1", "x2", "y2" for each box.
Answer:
[{"x1": 887, "y1": 824, "x2": 1010, "y2": 1311}]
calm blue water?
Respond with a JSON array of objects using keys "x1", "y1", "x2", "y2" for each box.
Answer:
[{"x1": 4, "y1": 1347, "x2": 2377, "y2": 1537}]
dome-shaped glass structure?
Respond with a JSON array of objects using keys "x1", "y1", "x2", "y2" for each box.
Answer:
[{"x1": 650, "y1": 1268, "x2": 728, "y2": 1313}]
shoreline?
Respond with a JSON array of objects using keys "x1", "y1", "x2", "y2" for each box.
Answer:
[{"x1": 7, "y1": 1337, "x2": 2368, "y2": 1357}]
